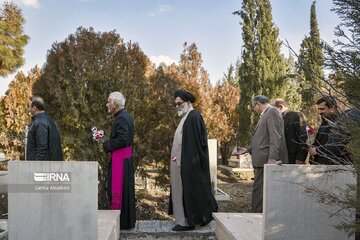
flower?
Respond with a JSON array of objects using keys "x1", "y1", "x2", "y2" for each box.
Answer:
[
  {"x1": 306, "y1": 126, "x2": 314, "y2": 145},
  {"x1": 306, "y1": 126, "x2": 314, "y2": 135},
  {"x1": 91, "y1": 127, "x2": 105, "y2": 143}
]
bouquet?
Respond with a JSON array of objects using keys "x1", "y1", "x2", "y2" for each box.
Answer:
[{"x1": 91, "y1": 127, "x2": 105, "y2": 143}]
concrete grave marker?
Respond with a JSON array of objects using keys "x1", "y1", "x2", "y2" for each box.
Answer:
[
  {"x1": 8, "y1": 161, "x2": 98, "y2": 240},
  {"x1": 264, "y1": 164, "x2": 356, "y2": 240}
]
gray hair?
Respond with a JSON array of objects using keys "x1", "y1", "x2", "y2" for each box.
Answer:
[
  {"x1": 251, "y1": 95, "x2": 269, "y2": 105},
  {"x1": 109, "y1": 92, "x2": 126, "y2": 109},
  {"x1": 29, "y1": 96, "x2": 45, "y2": 111},
  {"x1": 272, "y1": 98, "x2": 286, "y2": 108}
]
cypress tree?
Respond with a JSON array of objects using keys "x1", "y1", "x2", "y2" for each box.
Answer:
[
  {"x1": 0, "y1": 2, "x2": 29, "y2": 76},
  {"x1": 233, "y1": 0, "x2": 256, "y2": 146},
  {"x1": 298, "y1": 1, "x2": 324, "y2": 108},
  {"x1": 234, "y1": 0, "x2": 289, "y2": 145}
]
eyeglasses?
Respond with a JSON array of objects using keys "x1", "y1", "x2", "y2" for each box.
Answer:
[{"x1": 175, "y1": 101, "x2": 185, "y2": 107}]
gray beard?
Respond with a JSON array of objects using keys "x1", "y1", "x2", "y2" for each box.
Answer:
[{"x1": 177, "y1": 106, "x2": 189, "y2": 117}]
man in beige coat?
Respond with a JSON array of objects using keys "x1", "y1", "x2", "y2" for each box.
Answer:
[{"x1": 238, "y1": 95, "x2": 288, "y2": 212}]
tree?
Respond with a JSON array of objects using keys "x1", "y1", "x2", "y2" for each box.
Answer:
[
  {"x1": 233, "y1": 0, "x2": 256, "y2": 146},
  {"x1": 141, "y1": 64, "x2": 180, "y2": 186},
  {"x1": 0, "y1": 67, "x2": 41, "y2": 160},
  {"x1": 178, "y1": 42, "x2": 229, "y2": 154},
  {"x1": 233, "y1": 0, "x2": 289, "y2": 145},
  {"x1": 32, "y1": 27, "x2": 150, "y2": 208},
  {"x1": 178, "y1": 42, "x2": 207, "y2": 108},
  {"x1": 143, "y1": 42, "x2": 240, "y2": 184},
  {"x1": 0, "y1": 2, "x2": 29, "y2": 76},
  {"x1": 283, "y1": 54, "x2": 302, "y2": 111},
  {"x1": 223, "y1": 59, "x2": 241, "y2": 87},
  {"x1": 210, "y1": 77, "x2": 240, "y2": 164},
  {"x1": 298, "y1": 1, "x2": 325, "y2": 109},
  {"x1": 322, "y1": 0, "x2": 360, "y2": 235}
]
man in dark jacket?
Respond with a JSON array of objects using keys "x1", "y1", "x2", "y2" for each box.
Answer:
[
  {"x1": 308, "y1": 96, "x2": 347, "y2": 164},
  {"x1": 169, "y1": 90, "x2": 218, "y2": 231},
  {"x1": 26, "y1": 96, "x2": 63, "y2": 161},
  {"x1": 273, "y1": 99, "x2": 308, "y2": 164},
  {"x1": 308, "y1": 98, "x2": 358, "y2": 165},
  {"x1": 102, "y1": 91, "x2": 136, "y2": 230}
]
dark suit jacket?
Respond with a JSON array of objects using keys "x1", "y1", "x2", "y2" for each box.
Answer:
[
  {"x1": 249, "y1": 106, "x2": 288, "y2": 167},
  {"x1": 313, "y1": 114, "x2": 352, "y2": 165},
  {"x1": 26, "y1": 112, "x2": 63, "y2": 161},
  {"x1": 283, "y1": 110, "x2": 308, "y2": 163},
  {"x1": 312, "y1": 114, "x2": 337, "y2": 165}
]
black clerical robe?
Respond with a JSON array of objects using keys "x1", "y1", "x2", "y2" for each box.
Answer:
[
  {"x1": 169, "y1": 109, "x2": 218, "y2": 226},
  {"x1": 103, "y1": 109, "x2": 136, "y2": 230}
]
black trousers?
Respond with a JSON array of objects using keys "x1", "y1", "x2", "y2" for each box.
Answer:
[
  {"x1": 252, "y1": 167, "x2": 264, "y2": 213},
  {"x1": 107, "y1": 157, "x2": 136, "y2": 229}
]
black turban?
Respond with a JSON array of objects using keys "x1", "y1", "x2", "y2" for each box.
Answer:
[{"x1": 174, "y1": 90, "x2": 196, "y2": 103}]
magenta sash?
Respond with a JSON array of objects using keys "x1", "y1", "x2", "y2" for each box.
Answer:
[{"x1": 110, "y1": 146, "x2": 132, "y2": 210}]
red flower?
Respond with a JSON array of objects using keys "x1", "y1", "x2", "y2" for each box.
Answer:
[
  {"x1": 91, "y1": 127, "x2": 105, "y2": 143},
  {"x1": 306, "y1": 126, "x2": 314, "y2": 135}
]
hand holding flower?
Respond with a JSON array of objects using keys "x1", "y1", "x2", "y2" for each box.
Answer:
[{"x1": 91, "y1": 127, "x2": 105, "y2": 143}]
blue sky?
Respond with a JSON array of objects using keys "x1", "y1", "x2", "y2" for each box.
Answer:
[{"x1": 0, "y1": 0, "x2": 339, "y2": 96}]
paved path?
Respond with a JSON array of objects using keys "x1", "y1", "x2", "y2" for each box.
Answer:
[{"x1": 121, "y1": 220, "x2": 216, "y2": 239}]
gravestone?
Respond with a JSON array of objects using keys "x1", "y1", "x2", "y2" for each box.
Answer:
[
  {"x1": 263, "y1": 164, "x2": 356, "y2": 240},
  {"x1": 8, "y1": 161, "x2": 98, "y2": 240},
  {"x1": 208, "y1": 139, "x2": 230, "y2": 201},
  {"x1": 239, "y1": 154, "x2": 252, "y2": 168},
  {"x1": 213, "y1": 164, "x2": 356, "y2": 240},
  {"x1": 208, "y1": 139, "x2": 218, "y2": 191}
]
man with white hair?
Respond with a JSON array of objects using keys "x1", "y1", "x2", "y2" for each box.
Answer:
[
  {"x1": 169, "y1": 90, "x2": 218, "y2": 231},
  {"x1": 103, "y1": 91, "x2": 136, "y2": 230}
]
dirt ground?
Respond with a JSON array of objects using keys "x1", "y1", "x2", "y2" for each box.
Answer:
[{"x1": 135, "y1": 169, "x2": 253, "y2": 220}]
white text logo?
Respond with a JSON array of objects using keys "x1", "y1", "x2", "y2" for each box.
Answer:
[{"x1": 34, "y1": 172, "x2": 71, "y2": 182}]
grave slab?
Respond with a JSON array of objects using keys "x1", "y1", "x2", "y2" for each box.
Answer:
[
  {"x1": 8, "y1": 161, "x2": 98, "y2": 240},
  {"x1": 264, "y1": 164, "x2": 356, "y2": 240},
  {"x1": 213, "y1": 213, "x2": 262, "y2": 240}
]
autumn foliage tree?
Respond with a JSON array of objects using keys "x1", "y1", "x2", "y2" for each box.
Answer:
[
  {"x1": 210, "y1": 78, "x2": 240, "y2": 164},
  {"x1": 140, "y1": 64, "x2": 180, "y2": 186},
  {"x1": 0, "y1": 67, "x2": 41, "y2": 160}
]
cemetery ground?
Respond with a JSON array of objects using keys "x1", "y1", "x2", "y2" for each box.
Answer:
[
  {"x1": 0, "y1": 167, "x2": 253, "y2": 221},
  {"x1": 135, "y1": 169, "x2": 252, "y2": 220}
]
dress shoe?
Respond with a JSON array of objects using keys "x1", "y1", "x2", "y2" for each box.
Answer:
[
  {"x1": 171, "y1": 224, "x2": 195, "y2": 231},
  {"x1": 120, "y1": 225, "x2": 134, "y2": 230},
  {"x1": 200, "y1": 218, "x2": 213, "y2": 226}
]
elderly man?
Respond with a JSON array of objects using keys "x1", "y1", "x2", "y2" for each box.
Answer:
[
  {"x1": 26, "y1": 96, "x2": 63, "y2": 161},
  {"x1": 237, "y1": 95, "x2": 288, "y2": 213},
  {"x1": 102, "y1": 91, "x2": 136, "y2": 230},
  {"x1": 169, "y1": 89, "x2": 218, "y2": 231},
  {"x1": 272, "y1": 99, "x2": 308, "y2": 164}
]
